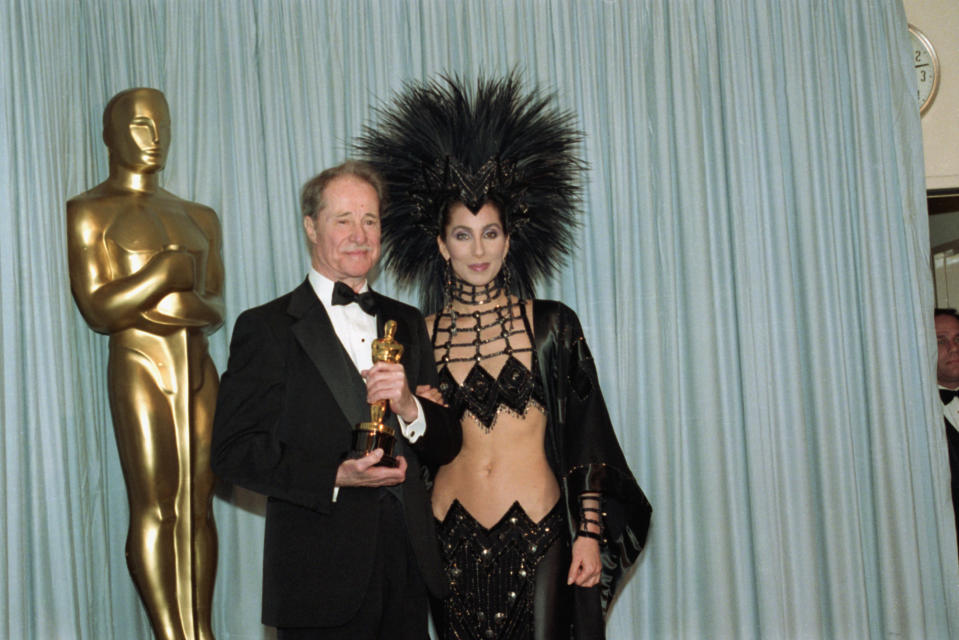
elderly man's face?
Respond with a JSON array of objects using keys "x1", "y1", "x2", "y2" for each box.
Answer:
[
  {"x1": 936, "y1": 314, "x2": 959, "y2": 388},
  {"x1": 302, "y1": 175, "x2": 381, "y2": 289}
]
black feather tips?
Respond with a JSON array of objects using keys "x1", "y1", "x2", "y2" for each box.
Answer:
[{"x1": 355, "y1": 72, "x2": 586, "y2": 313}]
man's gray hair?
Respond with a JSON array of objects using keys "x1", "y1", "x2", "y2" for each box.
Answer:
[{"x1": 300, "y1": 160, "x2": 386, "y2": 219}]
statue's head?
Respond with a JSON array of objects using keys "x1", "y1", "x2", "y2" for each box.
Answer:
[{"x1": 102, "y1": 87, "x2": 171, "y2": 173}]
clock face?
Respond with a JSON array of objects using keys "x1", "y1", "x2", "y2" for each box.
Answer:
[{"x1": 909, "y1": 25, "x2": 939, "y2": 115}]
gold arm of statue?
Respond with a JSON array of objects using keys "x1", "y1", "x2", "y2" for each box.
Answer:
[{"x1": 66, "y1": 88, "x2": 222, "y2": 640}]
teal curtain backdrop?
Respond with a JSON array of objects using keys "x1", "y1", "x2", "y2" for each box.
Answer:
[{"x1": 2, "y1": 0, "x2": 957, "y2": 638}]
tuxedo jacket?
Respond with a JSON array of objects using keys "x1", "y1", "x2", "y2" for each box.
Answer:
[
  {"x1": 945, "y1": 414, "x2": 959, "y2": 552},
  {"x1": 211, "y1": 279, "x2": 460, "y2": 627}
]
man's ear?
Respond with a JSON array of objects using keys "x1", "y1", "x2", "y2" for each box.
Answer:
[{"x1": 303, "y1": 215, "x2": 317, "y2": 243}]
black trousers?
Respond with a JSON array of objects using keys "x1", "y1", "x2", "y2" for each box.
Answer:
[
  {"x1": 277, "y1": 494, "x2": 428, "y2": 640},
  {"x1": 533, "y1": 531, "x2": 572, "y2": 640},
  {"x1": 535, "y1": 536, "x2": 606, "y2": 640}
]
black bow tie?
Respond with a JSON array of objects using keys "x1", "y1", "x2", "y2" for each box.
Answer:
[
  {"x1": 331, "y1": 281, "x2": 378, "y2": 316},
  {"x1": 941, "y1": 388, "x2": 959, "y2": 405}
]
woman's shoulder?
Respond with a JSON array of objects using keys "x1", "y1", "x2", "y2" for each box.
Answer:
[
  {"x1": 529, "y1": 299, "x2": 586, "y2": 347},
  {"x1": 531, "y1": 298, "x2": 578, "y2": 323}
]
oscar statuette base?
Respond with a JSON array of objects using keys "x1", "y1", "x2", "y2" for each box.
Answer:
[{"x1": 351, "y1": 422, "x2": 398, "y2": 467}]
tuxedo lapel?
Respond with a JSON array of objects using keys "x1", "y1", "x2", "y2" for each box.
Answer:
[{"x1": 289, "y1": 281, "x2": 368, "y2": 427}]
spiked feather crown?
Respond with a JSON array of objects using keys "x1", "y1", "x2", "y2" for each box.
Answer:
[{"x1": 355, "y1": 73, "x2": 586, "y2": 313}]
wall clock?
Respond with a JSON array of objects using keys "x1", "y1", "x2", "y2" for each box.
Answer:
[{"x1": 909, "y1": 24, "x2": 940, "y2": 115}]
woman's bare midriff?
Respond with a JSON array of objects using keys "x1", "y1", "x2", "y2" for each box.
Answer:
[{"x1": 431, "y1": 407, "x2": 560, "y2": 528}]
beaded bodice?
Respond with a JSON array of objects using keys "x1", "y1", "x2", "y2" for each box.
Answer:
[{"x1": 432, "y1": 296, "x2": 545, "y2": 431}]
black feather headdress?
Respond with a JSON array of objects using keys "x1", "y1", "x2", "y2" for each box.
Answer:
[{"x1": 355, "y1": 73, "x2": 586, "y2": 313}]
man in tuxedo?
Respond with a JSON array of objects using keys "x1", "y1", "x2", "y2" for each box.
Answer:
[
  {"x1": 935, "y1": 308, "x2": 959, "y2": 553},
  {"x1": 211, "y1": 161, "x2": 460, "y2": 638}
]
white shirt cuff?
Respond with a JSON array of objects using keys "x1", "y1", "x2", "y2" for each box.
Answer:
[{"x1": 398, "y1": 396, "x2": 426, "y2": 443}]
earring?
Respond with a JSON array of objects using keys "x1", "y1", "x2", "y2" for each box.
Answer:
[
  {"x1": 443, "y1": 258, "x2": 454, "y2": 308},
  {"x1": 444, "y1": 258, "x2": 459, "y2": 335},
  {"x1": 501, "y1": 261, "x2": 512, "y2": 300}
]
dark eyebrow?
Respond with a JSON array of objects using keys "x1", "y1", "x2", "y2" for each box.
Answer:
[{"x1": 451, "y1": 223, "x2": 502, "y2": 233}]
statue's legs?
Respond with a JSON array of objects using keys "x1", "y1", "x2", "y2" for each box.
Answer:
[
  {"x1": 191, "y1": 355, "x2": 218, "y2": 640},
  {"x1": 109, "y1": 344, "x2": 188, "y2": 639},
  {"x1": 108, "y1": 332, "x2": 218, "y2": 640}
]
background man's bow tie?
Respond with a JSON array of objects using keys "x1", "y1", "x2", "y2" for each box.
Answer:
[
  {"x1": 941, "y1": 388, "x2": 959, "y2": 405},
  {"x1": 331, "y1": 281, "x2": 378, "y2": 316}
]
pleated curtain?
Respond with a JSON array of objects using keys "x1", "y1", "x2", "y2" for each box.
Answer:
[{"x1": 1, "y1": 1, "x2": 956, "y2": 638}]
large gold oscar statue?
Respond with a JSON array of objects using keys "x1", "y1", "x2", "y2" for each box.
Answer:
[{"x1": 67, "y1": 88, "x2": 223, "y2": 640}]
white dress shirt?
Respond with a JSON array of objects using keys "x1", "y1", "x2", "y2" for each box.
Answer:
[{"x1": 940, "y1": 384, "x2": 959, "y2": 433}]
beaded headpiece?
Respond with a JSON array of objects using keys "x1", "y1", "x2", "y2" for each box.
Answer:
[{"x1": 355, "y1": 73, "x2": 586, "y2": 313}]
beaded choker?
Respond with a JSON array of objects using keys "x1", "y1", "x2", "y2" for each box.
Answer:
[{"x1": 450, "y1": 275, "x2": 503, "y2": 305}]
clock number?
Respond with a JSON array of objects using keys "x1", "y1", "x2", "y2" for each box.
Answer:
[{"x1": 909, "y1": 25, "x2": 939, "y2": 116}]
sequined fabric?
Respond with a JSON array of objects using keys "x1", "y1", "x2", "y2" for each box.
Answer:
[
  {"x1": 435, "y1": 500, "x2": 564, "y2": 640},
  {"x1": 437, "y1": 356, "x2": 545, "y2": 430}
]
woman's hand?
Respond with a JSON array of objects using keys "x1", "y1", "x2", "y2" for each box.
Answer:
[
  {"x1": 567, "y1": 536, "x2": 602, "y2": 587},
  {"x1": 415, "y1": 384, "x2": 446, "y2": 406}
]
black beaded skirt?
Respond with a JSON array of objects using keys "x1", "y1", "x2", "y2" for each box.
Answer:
[{"x1": 433, "y1": 499, "x2": 566, "y2": 640}]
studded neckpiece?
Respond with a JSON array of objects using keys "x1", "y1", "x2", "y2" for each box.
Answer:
[{"x1": 451, "y1": 276, "x2": 503, "y2": 305}]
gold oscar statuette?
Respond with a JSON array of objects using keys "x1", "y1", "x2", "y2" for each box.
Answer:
[
  {"x1": 66, "y1": 88, "x2": 223, "y2": 640},
  {"x1": 351, "y1": 320, "x2": 403, "y2": 467}
]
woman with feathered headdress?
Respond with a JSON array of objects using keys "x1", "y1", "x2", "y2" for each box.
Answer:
[{"x1": 356, "y1": 73, "x2": 651, "y2": 639}]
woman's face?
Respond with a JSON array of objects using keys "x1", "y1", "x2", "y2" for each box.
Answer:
[{"x1": 438, "y1": 202, "x2": 509, "y2": 287}]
